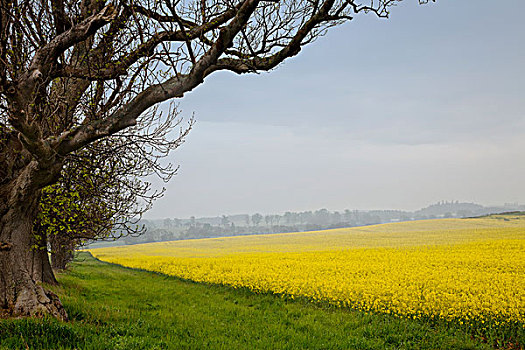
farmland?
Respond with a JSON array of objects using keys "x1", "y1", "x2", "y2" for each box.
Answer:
[
  {"x1": 0, "y1": 253, "x2": 494, "y2": 349},
  {"x1": 91, "y1": 215, "x2": 525, "y2": 346}
]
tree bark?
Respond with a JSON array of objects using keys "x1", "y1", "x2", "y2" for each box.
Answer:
[
  {"x1": 0, "y1": 162, "x2": 67, "y2": 320},
  {"x1": 50, "y1": 233, "x2": 74, "y2": 271},
  {"x1": 31, "y1": 232, "x2": 58, "y2": 285}
]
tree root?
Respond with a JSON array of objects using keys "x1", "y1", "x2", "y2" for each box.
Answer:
[{"x1": 7, "y1": 285, "x2": 68, "y2": 321}]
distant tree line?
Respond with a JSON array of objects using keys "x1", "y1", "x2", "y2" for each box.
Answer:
[{"x1": 91, "y1": 201, "x2": 525, "y2": 247}]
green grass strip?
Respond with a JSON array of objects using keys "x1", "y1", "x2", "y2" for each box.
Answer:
[{"x1": 0, "y1": 252, "x2": 499, "y2": 349}]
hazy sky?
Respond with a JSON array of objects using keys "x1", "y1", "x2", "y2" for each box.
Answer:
[{"x1": 144, "y1": 0, "x2": 525, "y2": 219}]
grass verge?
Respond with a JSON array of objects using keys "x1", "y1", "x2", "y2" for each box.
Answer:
[{"x1": 0, "y1": 252, "x2": 506, "y2": 349}]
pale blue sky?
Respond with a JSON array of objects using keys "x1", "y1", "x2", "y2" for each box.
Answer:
[{"x1": 145, "y1": 0, "x2": 525, "y2": 219}]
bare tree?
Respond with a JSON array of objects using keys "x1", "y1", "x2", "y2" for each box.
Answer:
[{"x1": 0, "y1": 0, "x2": 404, "y2": 319}]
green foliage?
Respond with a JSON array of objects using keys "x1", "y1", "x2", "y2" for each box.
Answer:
[
  {"x1": 37, "y1": 164, "x2": 115, "y2": 242},
  {"x1": 0, "y1": 253, "x2": 498, "y2": 350},
  {"x1": 38, "y1": 184, "x2": 85, "y2": 237}
]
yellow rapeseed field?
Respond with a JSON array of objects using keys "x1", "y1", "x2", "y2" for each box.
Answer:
[{"x1": 90, "y1": 216, "x2": 525, "y2": 326}]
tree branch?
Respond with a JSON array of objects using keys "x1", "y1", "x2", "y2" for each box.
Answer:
[{"x1": 53, "y1": 0, "x2": 263, "y2": 155}]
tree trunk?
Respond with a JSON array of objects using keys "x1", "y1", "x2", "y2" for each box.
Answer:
[
  {"x1": 50, "y1": 233, "x2": 75, "y2": 271},
  {"x1": 0, "y1": 162, "x2": 67, "y2": 320},
  {"x1": 31, "y1": 232, "x2": 58, "y2": 285}
]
